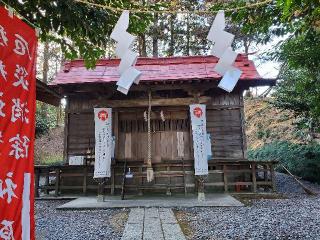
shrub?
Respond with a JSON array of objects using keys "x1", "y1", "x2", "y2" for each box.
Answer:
[
  {"x1": 248, "y1": 141, "x2": 320, "y2": 184},
  {"x1": 35, "y1": 101, "x2": 57, "y2": 137}
]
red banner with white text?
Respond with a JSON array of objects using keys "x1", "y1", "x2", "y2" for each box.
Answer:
[{"x1": 0, "y1": 5, "x2": 37, "y2": 240}]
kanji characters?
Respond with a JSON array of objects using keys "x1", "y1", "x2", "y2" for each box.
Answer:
[
  {"x1": 0, "y1": 93, "x2": 5, "y2": 118},
  {"x1": 0, "y1": 172, "x2": 18, "y2": 205},
  {"x1": 13, "y1": 65, "x2": 28, "y2": 91},
  {"x1": 0, "y1": 25, "x2": 8, "y2": 47},
  {"x1": 9, "y1": 134, "x2": 29, "y2": 160},
  {"x1": 11, "y1": 99, "x2": 29, "y2": 124},
  {"x1": 0, "y1": 219, "x2": 14, "y2": 240},
  {"x1": 0, "y1": 61, "x2": 7, "y2": 81},
  {"x1": 14, "y1": 34, "x2": 31, "y2": 60}
]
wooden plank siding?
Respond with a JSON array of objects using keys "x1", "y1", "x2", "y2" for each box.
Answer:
[{"x1": 65, "y1": 90, "x2": 246, "y2": 162}]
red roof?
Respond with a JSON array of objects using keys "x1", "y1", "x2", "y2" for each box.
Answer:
[{"x1": 51, "y1": 54, "x2": 266, "y2": 86}]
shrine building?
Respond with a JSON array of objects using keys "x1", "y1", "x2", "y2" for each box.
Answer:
[{"x1": 35, "y1": 55, "x2": 278, "y2": 197}]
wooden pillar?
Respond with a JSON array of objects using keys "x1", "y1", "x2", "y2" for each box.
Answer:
[
  {"x1": 114, "y1": 111, "x2": 119, "y2": 159},
  {"x1": 223, "y1": 164, "x2": 228, "y2": 192},
  {"x1": 34, "y1": 168, "x2": 40, "y2": 198},
  {"x1": 138, "y1": 166, "x2": 143, "y2": 196},
  {"x1": 97, "y1": 178, "x2": 105, "y2": 202},
  {"x1": 110, "y1": 166, "x2": 115, "y2": 195},
  {"x1": 45, "y1": 168, "x2": 50, "y2": 195},
  {"x1": 270, "y1": 163, "x2": 276, "y2": 192},
  {"x1": 83, "y1": 166, "x2": 88, "y2": 195},
  {"x1": 263, "y1": 164, "x2": 268, "y2": 181},
  {"x1": 63, "y1": 99, "x2": 70, "y2": 163},
  {"x1": 55, "y1": 167, "x2": 60, "y2": 197},
  {"x1": 166, "y1": 165, "x2": 171, "y2": 196},
  {"x1": 252, "y1": 162, "x2": 257, "y2": 193},
  {"x1": 197, "y1": 176, "x2": 205, "y2": 201},
  {"x1": 239, "y1": 94, "x2": 248, "y2": 159}
]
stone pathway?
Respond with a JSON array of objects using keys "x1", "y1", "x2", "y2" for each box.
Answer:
[{"x1": 121, "y1": 208, "x2": 186, "y2": 240}]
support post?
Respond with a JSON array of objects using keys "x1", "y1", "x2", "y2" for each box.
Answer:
[
  {"x1": 223, "y1": 164, "x2": 228, "y2": 192},
  {"x1": 270, "y1": 163, "x2": 276, "y2": 192},
  {"x1": 97, "y1": 178, "x2": 105, "y2": 202},
  {"x1": 63, "y1": 101, "x2": 70, "y2": 164},
  {"x1": 252, "y1": 162, "x2": 257, "y2": 193},
  {"x1": 83, "y1": 166, "x2": 88, "y2": 195},
  {"x1": 55, "y1": 167, "x2": 60, "y2": 197},
  {"x1": 197, "y1": 176, "x2": 205, "y2": 201},
  {"x1": 45, "y1": 168, "x2": 50, "y2": 195},
  {"x1": 111, "y1": 166, "x2": 115, "y2": 195},
  {"x1": 34, "y1": 168, "x2": 40, "y2": 198}
]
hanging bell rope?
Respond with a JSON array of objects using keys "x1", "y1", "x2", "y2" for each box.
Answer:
[{"x1": 146, "y1": 91, "x2": 154, "y2": 182}]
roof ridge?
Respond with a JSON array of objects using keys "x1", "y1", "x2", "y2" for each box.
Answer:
[{"x1": 63, "y1": 54, "x2": 250, "y2": 70}]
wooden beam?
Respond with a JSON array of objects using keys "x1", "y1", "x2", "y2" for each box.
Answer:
[{"x1": 68, "y1": 96, "x2": 211, "y2": 112}]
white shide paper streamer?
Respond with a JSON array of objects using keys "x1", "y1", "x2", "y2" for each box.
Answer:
[
  {"x1": 207, "y1": 10, "x2": 243, "y2": 92},
  {"x1": 110, "y1": 11, "x2": 141, "y2": 95}
]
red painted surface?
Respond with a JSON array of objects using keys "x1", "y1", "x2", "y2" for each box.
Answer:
[{"x1": 51, "y1": 54, "x2": 263, "y2": 85}]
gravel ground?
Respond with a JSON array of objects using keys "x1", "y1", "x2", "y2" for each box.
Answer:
[
  {"x1": 35, "y1": 173, "x2": 320, "y2": 240},
  {"x1": 35, "y1": 200, "x2": 128, "y2": 240},
  {"x1": 176, "y1": 173, "x2": 320, "y2": 240}
]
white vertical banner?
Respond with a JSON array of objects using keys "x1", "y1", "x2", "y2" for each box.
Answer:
[
  {"x1": 94, "y1": 108, "x2": 112, "y2": 178},
  {"x1": 190, "y1": 104, "x2": 208, "y2": 176},
  {"x1": 22, "y1": 173, "x2": 31, "y2": 240}
]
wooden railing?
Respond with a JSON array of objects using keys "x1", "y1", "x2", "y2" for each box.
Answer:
[{"x1": 34, "y1": 160, "x2": 278, "y2": 197}]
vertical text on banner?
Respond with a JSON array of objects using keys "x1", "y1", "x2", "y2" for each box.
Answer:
[
  {"x1": 190, "y1": 104, "x2": 208, "y2": 176},
  {"x1": 0, "y1": 5, "x2": 37, "y2": 240},
  {"x1": 94, "y1": 108, "x2": 112, "y2": 178}
]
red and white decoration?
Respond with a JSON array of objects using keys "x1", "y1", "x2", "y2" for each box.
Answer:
[
  {"x1": 94, "y1": 108, "x2": 112, "y2": 178},
  {"x1": 0, "y1": 6, "x2": 37, "y2": 240},
  {"x1": 190, "y1": 104, "x2": 209, "y2": 176},
  {"x1": 207, "y1": 10, "x2": 242, "y2": 92}
]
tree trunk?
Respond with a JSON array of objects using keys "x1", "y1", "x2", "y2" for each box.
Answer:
[
  {"x1": 41, "y1": 41, "x2": 50, "y2": 113},
  {"x1": 152, "y1": 13, "x2": 159, "y2": 57},
  {"x1": 139, "y1": 34, "x2": 147, "y2": 57},
  {"x1": 168, "y1": 14, "x2": 175, "y2": 56},
  {"x1": 185, "y1": 14, "x2": 190, "y2": 56}
]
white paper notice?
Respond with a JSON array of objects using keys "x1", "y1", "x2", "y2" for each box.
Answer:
[
  {"x1": 94, "y1": 108, "x2": 112, "y2": 178},
  {"x1": 69, "y1": 156, "x2": 85, "y2": 166},
  {"x1": 218, "y1": 67, "x2": 242, "y2": 92},
  {"x1": 190, "y1": 104, "x2": 208, "y2": 176}
]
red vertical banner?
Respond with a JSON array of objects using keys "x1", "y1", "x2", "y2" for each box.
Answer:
[{"x1": 0, "y1": 6, "x2": 37, "y2": 240}]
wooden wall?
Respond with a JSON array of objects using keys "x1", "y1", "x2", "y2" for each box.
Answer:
[{"x1": 64, "y1": 90, "x2": 246, "y2": 163}]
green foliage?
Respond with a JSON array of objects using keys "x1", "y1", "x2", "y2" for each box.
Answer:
[
  {"x1": 248, "y1": 141, "x2": 320, "y2": 183},
  {"x1": 35, "y1": 102, "x2": 57, "y2": 137},
  {"x1": 209, "y1": 0, "x2": 320, "y2": 43},
  {"x1": 271, "y1": 34, "x2": 320, "y2": 130},
  {"x1": 5, "y1": 0, "x2": 165, "y2": 67},
  {"x1": 212, "y1": 0, "x2": 320, "y2": 130}
]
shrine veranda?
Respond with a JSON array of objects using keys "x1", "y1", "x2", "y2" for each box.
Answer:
[{"x1": 35, "y1": 55, "x2": 277, "y2": 197}]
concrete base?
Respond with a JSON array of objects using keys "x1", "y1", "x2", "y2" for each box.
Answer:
[
  {"x1": 198, "y1": 192, "x2": 205, "y2": 202},
  {"x1": 97, "y1": 195, "x2": 105, "y2": 202},
  {"x1": 57, "y1": 194, "x2": 244, "y2": 210}
]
